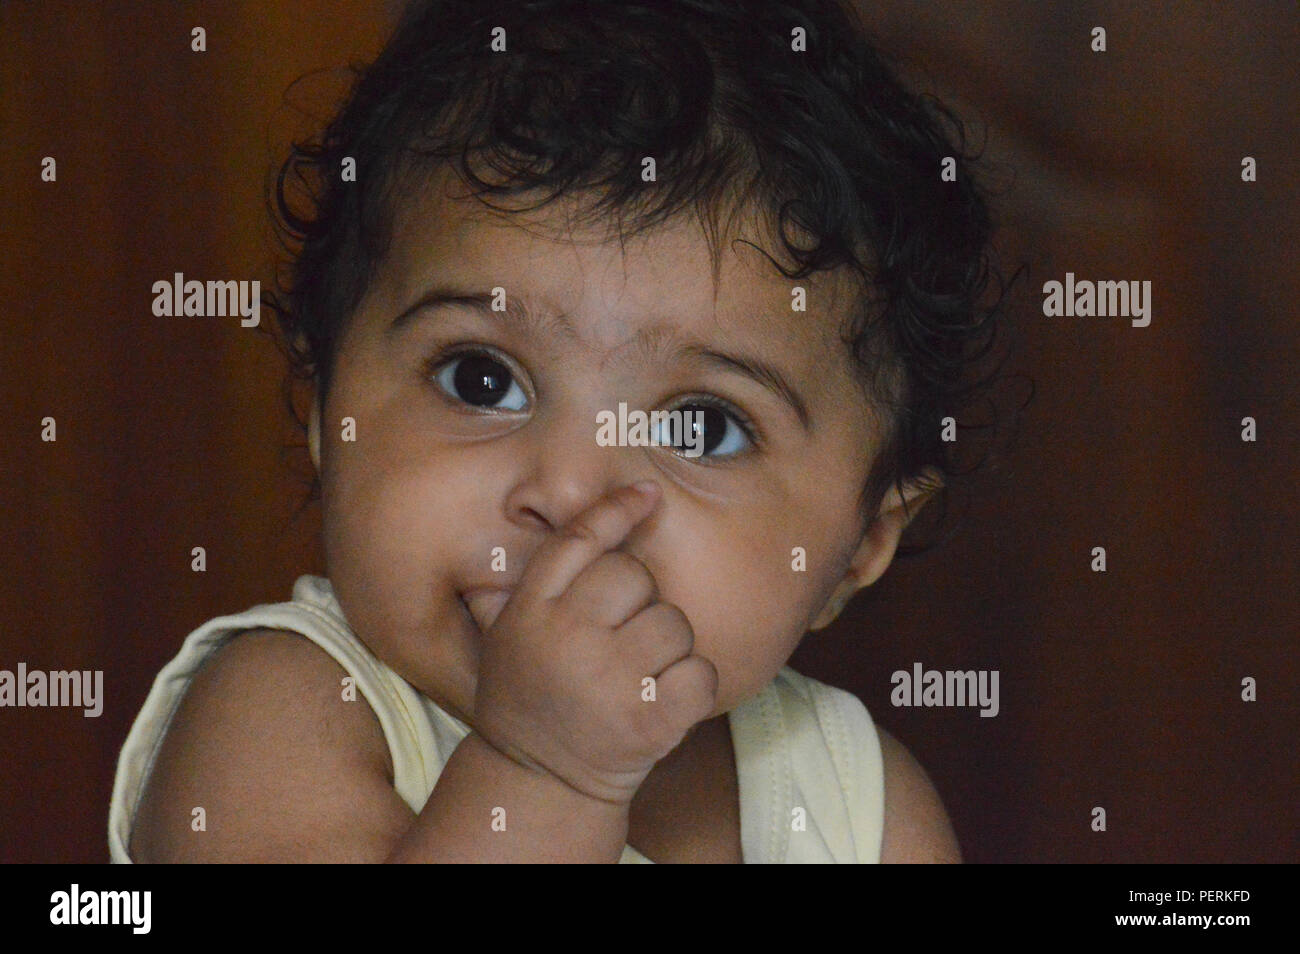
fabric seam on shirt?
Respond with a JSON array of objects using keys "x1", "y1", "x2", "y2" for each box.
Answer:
[{"x1": 763, "y1": 678, "x2": 791, "y2": 863}]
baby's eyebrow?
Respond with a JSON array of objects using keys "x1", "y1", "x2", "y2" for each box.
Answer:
[
  {"x1": 686, "y1": 347, "x2": 811, "y2": 432},
  {"x1": 388, "y1": 284, "x2": 812, "y2": 431},
  {"x1": 389, "y1": 286, "x2": 575, "y2": 342}
]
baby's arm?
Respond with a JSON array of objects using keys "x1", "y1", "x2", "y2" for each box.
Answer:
[
  {"x1": 132, "y1": 482, "x2": 714, "y2": 863},
  {"x1": 132, "y1": 627, "x2": 418, "y2": 862},
  {"x1": 130, "y1": 629, "x2": 626, "y2": 862},
  {"x1": 877, "y1": 726, "x2": 962, "y2": 863}
]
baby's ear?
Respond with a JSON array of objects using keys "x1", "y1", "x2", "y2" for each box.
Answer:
[
  {"x1": 854, "y1": 467, "x2": 943, "y2": 587},
  {"x1": 809, "y1": 469, "x2": 943, "y2": 631}
]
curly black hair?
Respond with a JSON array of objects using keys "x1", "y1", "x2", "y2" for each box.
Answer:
[{"x1": 264, "y1": 0, "x2": 1027, "y2": 556}]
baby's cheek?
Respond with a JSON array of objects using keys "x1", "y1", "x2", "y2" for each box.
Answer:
[
  {"x1": 677, "y1": 549, "x2": 816, "y2": 710},
  {"x1": 329, "y1": 454, "x2": 431, "y2": 550},
  {"x1": 321, "y1": 473, "x2": 469, "y2": 695},
  {"x1": 322, "y1": 469, "x2": 441, "y2": 626}
]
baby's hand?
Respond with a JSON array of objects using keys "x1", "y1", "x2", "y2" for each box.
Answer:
[{"x1": 470, "y1": 482, "x2": 718, "y2": 806}]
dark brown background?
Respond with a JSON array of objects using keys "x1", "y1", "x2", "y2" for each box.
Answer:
[{"x1": 2, "y1": 1, "x2": 1296, "y2": 863}]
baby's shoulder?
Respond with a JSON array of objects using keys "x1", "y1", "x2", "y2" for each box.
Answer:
[
  {"x1": 130, "y1": 628, "x2": 408, "y2": 862},
  {"x1": 875, "y1": 725, "x2": 962, "y2": 863}
]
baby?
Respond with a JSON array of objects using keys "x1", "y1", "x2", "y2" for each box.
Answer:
[{"x1": 110, "y1": 0, "x2": 1003, "y2": 863}]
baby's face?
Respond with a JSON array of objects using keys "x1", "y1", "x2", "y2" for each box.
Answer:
[{"x1": 312, "y1": 173, "x2": 899, "y2": 724}]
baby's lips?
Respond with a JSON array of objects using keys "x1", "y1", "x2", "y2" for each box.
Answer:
[{"x1": 463, "y1": 588, "x2": 513, "y2": 633}]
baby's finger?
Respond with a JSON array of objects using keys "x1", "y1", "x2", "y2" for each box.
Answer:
[
  {"x1": 650, "y1": 654, "x2": 719, "y2": 731},
  {"x1": 521, "y1": 482, "x2": 661, "y2": 602},
  {"x1": 564, "y1": 550, "x2": 659, "y2": 628},
  {"x1": 616, "y1": 601, "x2": 694, "y2": 677}
]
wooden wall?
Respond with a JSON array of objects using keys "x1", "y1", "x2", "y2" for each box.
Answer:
[{"x1": 1, "y1": 1, "x2": 1295, "y2": 862}]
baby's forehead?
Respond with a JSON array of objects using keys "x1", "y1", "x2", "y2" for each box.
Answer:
[{"x1": 380, "y1": 172, "x2": 860, "y2": 364}]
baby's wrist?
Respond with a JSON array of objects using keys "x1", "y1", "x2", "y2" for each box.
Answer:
[
  {"x1": 463, "y1": 730, "x2": 638, "y2": 815},
  {"x1": 393, "y1": 729, "x2": 632, "y2": 862}
]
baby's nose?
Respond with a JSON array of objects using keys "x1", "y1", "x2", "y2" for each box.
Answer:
[{"x1": 508, "y1": 402, "x2": 650, "y2": 530}]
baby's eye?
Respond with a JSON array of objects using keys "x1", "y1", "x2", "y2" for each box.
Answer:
[
  {"x1": 430, "y1": 349, "x2": 528, "y2": 412},
  {"x1": 657, "y1": 399, "x2": 755, "y2": 460}
]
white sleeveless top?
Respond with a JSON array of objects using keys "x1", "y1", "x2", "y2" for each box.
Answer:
[{"x1": 109, "y1": 575, "x2": 885, "y2": 863}]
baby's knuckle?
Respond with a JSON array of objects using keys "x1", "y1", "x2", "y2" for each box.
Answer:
[
  {"x1": 653, "y1": 605, "x2": 693, "y2": 649},
  {"x1": 684, "y1": 656, "x2": 719, "y2": 702},
  {"x1": 602, "y1": 549, "x2": 642, "y2": 579},
  {"x1": 612, "y1": 552, "x2": 657, "y2": 594}
]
